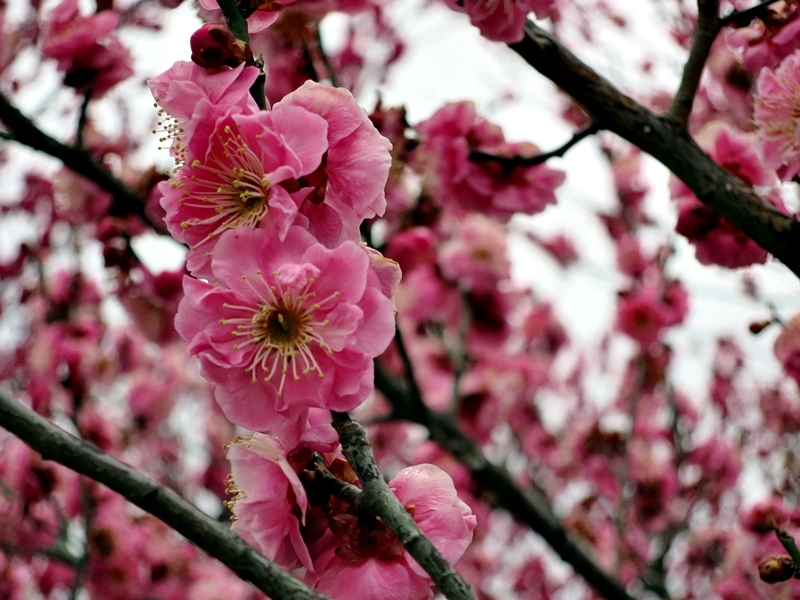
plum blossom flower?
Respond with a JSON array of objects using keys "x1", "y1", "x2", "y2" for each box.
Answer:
[
  {"x1": 416, "y1": 102, "x2": 565, "y2": 220},
  {"x1": 42, "y1": 0, "x2": 133, "y2": 97},
  {"x1": 148, "y1": 61, "x2": 260, "y2": 161},
  {"x1": 307, "y1": 464, "x2": 477, "y2": 600},
  {"x1": 175, "y1": 226, "x2": 397, "y2": 430},
  {"x1": 775, "y1": 314, "x2": 800, "y2": 386},
  {"x1": 726, "y1": 2, "x2": 800, "y2": 73},
  {"x1": 443, "y1": 0, "x2": 556, "y2": 43},
  {"x1": 277, "y1": 81, "x2": 392, "y2": 246},
  {"x1": 438, "y1": 214, "x2": 510, "y2": 292},
  {"x1": 225, "y1": 431, "x2": 320, "y2": 571},
  {"x1": 754, "y1": 50, "x2": 800, "y2": 181},
  {"x1": 158, "y1": 105, "x2": 329, "y2": 277}
]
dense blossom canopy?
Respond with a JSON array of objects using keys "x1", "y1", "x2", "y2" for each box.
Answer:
[{"x1": 1, "y1": 0, "x2": 800, "y2": 599}]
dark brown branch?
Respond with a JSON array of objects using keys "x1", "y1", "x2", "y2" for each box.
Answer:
[
  {"x1": 374, "y1": 361, "x2": 641, "y2": 600},
  {"x1": 470, "y1": 123, "x2": 601, "y2": 167},
  {"x1": 0, "y1": 91, "x2": 157, "y2": 229},
  {"x1": 74, "y1": 85, "x2": 93, "y2": 150},
  {"x1": 667, "y1": 0, "x2": 720, "y2": 126},
  {"x1": 0, "y1": 388, "x2": 331, "y2": 600},
  {"x1": 720, "y1": 0, "x2": 781, "y2": 27},
  {"x1": 330, "y1": 411, "x2": 477, "y2": 600},
  {"x1": 508, "y1": 21, "x2": 800, "y2": 279}
]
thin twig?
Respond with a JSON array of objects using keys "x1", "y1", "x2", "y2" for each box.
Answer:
[
  {"x1": 470, "y1": 123, "x2": 600, "y2": 167},
  {"x1": 720, "y1": 0, "x2": 782, "y2": 27},
  {"x1": 0, "y1": 91, "x2": 157, "y2": 229},
  {"x1": 667, "y1": 0, "x2": 720, "y2": 126},
  {"x1": 0, "y1": 388, "x2": 331, "y2": 600},
  {"x1": 330, "y1": 411, "x2": 477, "y2": 600},
  {"x1": 74, "y1": 85, "x2": 93, "y2": 150}
]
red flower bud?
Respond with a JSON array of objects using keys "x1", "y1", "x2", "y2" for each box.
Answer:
[
  {"x1": 758, "y1": 554, "x2": 796, "y2": 583},
  {"x1": 190, "y1": 24, "x2": 252, "y2": 69}
]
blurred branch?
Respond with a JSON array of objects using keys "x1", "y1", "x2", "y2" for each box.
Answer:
[
  {"x1": 720, "y1": 0, "x2": 781, "y2": 26},
  {"x1": 508, "y1": 20, "x2": 800, "y2": 280},
  {"x1": 330, "y1": 411, "x2": 477, "y2": 600},
  {"x1": 0, "y1": 91, "x2": 158, "y2": 229},
  {"x1": 470, "y1": 123, "x2": 600, "y2": 167},
  {"x1": 375, "y1": 356, "x2": 641, "y2": 600},
  {"x1": 0, "y1": 388, "x2": 331, "y2": 600},
  {"x1": 0, "y1": 541, "x2": 81, "y2": 567},
  {"x1": 668, "y1": 0, "x2": 720, "y2": 126},
  {"x1": 74, "y1": 84, "x2": 93, "y2": 150}
]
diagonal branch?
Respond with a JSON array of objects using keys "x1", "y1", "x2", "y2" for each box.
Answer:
[
  {"x1": 374, "y1": 361, "x2": 642, "y2": 600},
  {"x1": 0, "y1": 91, "x2": 158, "y2": 230},
  {"x1": 508, "y1": 21, "x2": 800, "y2": 280},
  {"x1": 0, "y1": 388, "x2": 331, "y2": 600},
  {"x1": 667, "y1": 0, "x2": 720, "y2": 126},
  {"x1": 330, "y1": 410, "x2": 477, "y2": 600}
]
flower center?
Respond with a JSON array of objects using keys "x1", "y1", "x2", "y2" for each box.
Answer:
[
  {"x1": 261, "y1": 305, "x2": 304, "y2": 345},
  {"x1": 176, "y1": 124, "x2": 272, "y2": 249},
  {"x1": 224, "y1": 270, "x2": 341, "y2": 396}
]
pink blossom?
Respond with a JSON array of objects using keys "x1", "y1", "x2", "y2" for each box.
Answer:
[
  {"x1": 41, "y1": 0, "x2": 133, "y2": 97},
  {"x1": 438, "y1": 214, "x2": 509, "y2": 292},
  {"x1": 672, "y1": 126, "x2": 782, "y2": 267},
  {"x1": 754, "y1": 50, "x2": 800, "y2": 180},
  {"x1": 148, "y1": 61, "x2": 260, "y2": 161},
  {"x1": 726, "y1": 3, "x2": 800, "y2": 73},
  {"x1": 775, "y1": 314, "x2": 800, "y2": 386},
  {"x1": 615, "y1": 285, "x2": 670, "y2": 347},
  {"x1": 308, "y1": 464, "x2": 476, "y2": 600},
  {"x1": 443, "y1": 0, "x2": 556, "y2": 43},
  {"x1": 225, "y1": 432, "x2": 314, "y2": 571},
  {"x1": 175, "y1": 226, "x2": 397, "y2": 430},
  {"x1": 385, "y1": 227, "x2": 438, "y2": 274},
  {"x1": 416, "y1": 102, "x2": 565, "y2": 220},
  {"x1": 158, "y1": 104, "x2": 329, "y2": 277},
  {"x1": 278, "y1": 81, "x2": 392, "y2": 246}
]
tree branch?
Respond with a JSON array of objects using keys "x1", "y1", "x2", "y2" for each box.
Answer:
[
  {"x1": 470, "y1": 122, "x2": 601, "y2": 167},
  {"x1": 0, "y1": 388, "x2": 331, "y2": 600},
  {"x1": 0, "y1": 91, "x2": 158, "y2": 230},
  {"x1": 720, "y1": 0, "x2": 781, "y2": 27},
  {"x1": 508, "y1": 21, "x2": 800, "y2": 279},
  {"x1": 667, "y1": 0, "x2": 720, "y2": 126},
  {"x1": 330, "y1": 410, "x2": 477, "y2": 600},
  {"x1": 374, "y1": 361, "x2": 641, "y2": 600}
]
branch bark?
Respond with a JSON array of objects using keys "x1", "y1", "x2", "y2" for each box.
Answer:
[
  {"x1": 374, "y1": 361, "x2": 642, "y2": 600},
  {"x1": 0, "y1": 91, "x2": 159, "y2": 230},
  {"x1": 0, "y1": 388, "x2": 331, "y2": 600},
  {"x1": 330, "y1": 411, "x2": 477, "y2": 600},
  {"x1": 667, "y1": 0, "x2": 720, "y2": 126},
  {"x1": 508, "y1": 21, "x2": 800, "y2": 280}
]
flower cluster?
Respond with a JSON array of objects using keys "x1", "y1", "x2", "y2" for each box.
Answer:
[{"x1": 151, "y1": 45, "x2": 475, "y2": 598}]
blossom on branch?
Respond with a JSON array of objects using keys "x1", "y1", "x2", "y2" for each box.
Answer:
[{"x1": 175, "y1": 226, "x2": 397, "y2": 430}]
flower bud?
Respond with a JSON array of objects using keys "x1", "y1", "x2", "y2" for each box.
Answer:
[
  {"x1": 758, "y1": 554, "x2": 795, "y2": 583},
  {"x1": 190, "y1": 24, "x2": 252, "y2": 69}
]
